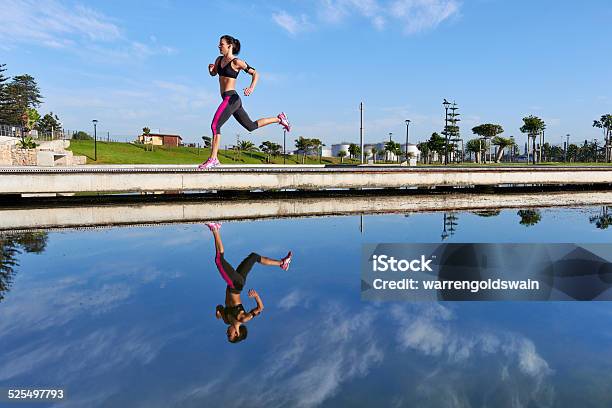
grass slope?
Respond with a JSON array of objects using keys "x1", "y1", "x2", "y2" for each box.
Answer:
[{"x1": 67, "y1": 140, "x2": 361, "y2": 165}]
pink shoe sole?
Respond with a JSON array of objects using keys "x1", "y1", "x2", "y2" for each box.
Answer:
[{"x1": 197, "y1": 158, "x2": 220, "y2": 170}]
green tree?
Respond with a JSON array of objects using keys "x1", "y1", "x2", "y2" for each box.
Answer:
[
  {"x1": 517, "y1": 209, "x2": 541, "y2": 226},
  {"x1": 370, "y1": 146, "x2": 378, "y2": 163},
  {"x1": 465, "y1": 138, "x2": 483, "y2": 163},
  {"x1": 23, "y1": 108, "x2": 40, "y2": 134},
  {"x1": 384, "y1": 141, "x2": 400, "y2": 162},
  {"x1": 417, "y1": 142, "x2": 430, "y2": 164},
  {"x1": 2, "y1": 74, "x2": 43, "y2": 126},
  {"x1": 520, "y1": 116, "x2": 546, "y2": 164},
  {"x1": 35, "y1": 112, "x2": 62, "y2": 136},
  {"x1": 427, "y1": 132, "x2": 446, "y2": 163},
  {"x1": 260, "y1": 140, "x2": 275, "y2": 163},
  {"x1": 567, "y1": 143, "x2": 578, "y2": 162},
  {"x1": 295, "y1": 136, "x2": 310, "y2": 164},
  {"x1": 310, "y1": 138, "x2": 324, "y2": 162},
  {"x1": 491, "y1": 136, "x2": 515, "y2": 162},
  {"x1": 589, "y1": 206, "x2": 612, "y2": 230},
  {"x1": 472, "y1": 124, "x2": 503, "y2": 162},
  {"x1": 337, "y1": 150, "x2": 347, "y2": 163},
  {"x1": 1, "y1": 232, "x2": 48, "y2": 302},
  {"x1": 348, "y1": 143, "x2": 360, "y2": 160},
  {"x1": 0, "y1": 63, "x2": 9, "y2": 122},
  {"x1": 72, "y1": 131, "x2": 92, "y2": 140},
  {"x1": 238, "y1": 140, "x2": 257, "y2": 152},
  {"x1": 593, "y1": 114, "x2": 612, "y2": 162}
]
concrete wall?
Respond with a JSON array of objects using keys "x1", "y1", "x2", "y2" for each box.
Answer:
[
  {"x1": 3, "y1": 165, "x2": 612, "y2": 194},
  {"x1": 3, "y1": 190, "x2": 612, "y2": 231}
]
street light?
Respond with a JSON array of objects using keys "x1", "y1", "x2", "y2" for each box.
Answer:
[
  {"x1": 443, "y1": 99, "x2": 451, "y2": 165},
  {"x1": 92, "y1": 119, "x2": 98, "y2": 161},
  {"x1": 283, "y1": 129, "x2": 286, "y2": 164},
  {"x1": 405, "y1": 119, "x2": 411, "y2": 162},
  {"x1": 565, "y1": 134, "x2": 570, "y2": 162}
]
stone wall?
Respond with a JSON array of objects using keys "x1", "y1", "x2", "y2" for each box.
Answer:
[
  {"x1": 12, "y1": 148, "x2": 37, "y2": 166},
  {"x1": 0, "y1": 139, "x2": 86, "y2": 166},
  {"x1": 0, "y1": 144, "x2": 11, "y2": 165}
]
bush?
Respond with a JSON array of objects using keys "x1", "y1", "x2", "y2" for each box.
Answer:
[
  {"x1": 18, "y1": 136, "x2": 38, "y2": 149},
  {"x1": 72, "y1": 131, "x2": 92, "y2": 140}
]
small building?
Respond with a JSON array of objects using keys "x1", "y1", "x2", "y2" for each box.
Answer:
[{"x1": 138, "y1": 133, "x2": 183, "y2": 147}]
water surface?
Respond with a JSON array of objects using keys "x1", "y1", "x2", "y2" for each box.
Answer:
[{"x1": 1, "y1": 205, "x2": 612, "y2": 407}]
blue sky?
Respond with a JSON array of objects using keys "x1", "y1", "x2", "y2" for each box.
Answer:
[{"x1": 1, "y1": 0, "x2": 611, "y2": 147}]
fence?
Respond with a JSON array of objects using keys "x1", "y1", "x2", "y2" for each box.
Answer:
[{"x1": 0, "y1": 124, "x2": 67, "y2": 140}]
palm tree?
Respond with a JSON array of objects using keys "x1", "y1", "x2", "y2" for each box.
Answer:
[
  {"x1": 260, "y1": 140, "x2": 275, "y2": 163},
  {"x1": 310, "y1": 138, "x2": 324, "y2": 162},
  {"x1": 142, "y1": 127, "x2": 153, "y2": 151},
  {"x1": 417, "y1": 142, "x2": 430, "y2": 164},
  {"x1": 384, "y1": 141, "x2": 400, "y2": 163},
  {"x1": 337, "y1": 150, "x2": 347, "y2": 163},
  {"x1": 465, "y1": 138, "x2": 482, "y2": 163},
  {"x1": 472, "y1": 124, "x2": 503, "y2": 162},
  {"x1": 589, "y1": 206, "x2": 612, "y2": 229},
  {"x1": 348, "y1": 143, "x2": 360, "y2": 161},
  {"x1": 491, "y1": 136, "x2": 515, "y2": 162},
  {"x1": 593, "y1": 114, "x2": 612, "y2": 162},
  {"x1": 520, "y1": 116, "x2": 546, "y2": 164},
  {"x1": 294, "y1": 137, "x2": 309, "y2": 164},
  {"x1": 370, "y1": 147, "x2": 378, "y2": 163}
]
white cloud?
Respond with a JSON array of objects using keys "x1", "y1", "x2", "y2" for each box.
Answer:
[
  {"x1": 392, "y1": 304, "x2": 553, "y2": 381},
  {"x1": 0, "y1": 0, "x2": 121, "y2": 45},
  {"x1": 277, "y1": 289, "x2": 304, "y2": 310},
  {"x1": 0, "y1": 0, "x2": 175, "y2": 60},
  {"x1": 280, "y1": 0, "x2": 459, "y2": 36},
  {"x1": 272, "y1": 11, "x2": 311, "y2": 35}
]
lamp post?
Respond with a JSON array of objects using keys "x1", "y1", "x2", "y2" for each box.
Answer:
[
  {"x1": 92, "y1": 119, "x2": 98, "y2": 161},
  {"x1": 405, "y1": 119, "x2": 411, "y2": 162},
  {"x1": 388, "y1": 132, "x2": 393, "y2": 162},
  {"x1": 443, "y1": 99, "x2": 451, "y2": 165},
  {"x1": 565, "y1": 134, "x2": 570, "y2": 163},
  {"x1": 283, "y1": 129, "x2": 286, "y2": 164}
]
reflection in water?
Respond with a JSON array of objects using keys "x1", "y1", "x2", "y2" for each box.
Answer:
[
  {"x1": 0, "y1": 232, "x2": 48, "y2": 302},
  {"x1": 207, "y1": 222, "x2": 292, "y2": 343},
  {"x1": 518, "y1": 209, "x2": 542, "y2": 226},
  {"x1": 472, "y1": 209, "x2": 502, "y2": 217},
  {"x1": 589, "y1": 206, "x2": 612, "y2": 229},
  {"x1": 2, "y1": 207, "x2": 612, "y2": 406},
  {"x1": 441, "y1": 212, "x2": 459, "y2": 240}
]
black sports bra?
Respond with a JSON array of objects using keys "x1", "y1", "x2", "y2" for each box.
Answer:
[
  {"x1": 216, "y1": 57, "x2": 239, "y2": 79},
  {"x1": 225, "y1": 304, "x2": 245, "y2": 321}
]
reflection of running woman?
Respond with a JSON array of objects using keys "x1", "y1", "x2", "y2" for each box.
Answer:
[
  {"x1": 206, "y1": 222, "x2": 292, "y2": 343},
  {"x1": 198, "y1": 35, "x2": 291, "y2": 170}
]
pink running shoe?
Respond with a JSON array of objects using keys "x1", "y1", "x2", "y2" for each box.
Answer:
[
  {"x1": 205, "y1": 222, "x2": 222, "y2": 231},
  {"x1": 277, "y1": 112, "x2": 291, "y2": 132},
  {"x1": 280, "y1": 251, "x2": 293, "y2": 271},
  {"x1": 197, "y1": 157, "x2": 220, "y2": 170}
]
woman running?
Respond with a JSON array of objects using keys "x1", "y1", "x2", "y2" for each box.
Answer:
[
  {"x1": 206, "y1": 222, "x2": 292, "y2": 343},
  {"x1": 198, "y1": 35, "x2": 291, "y2": 170}
]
